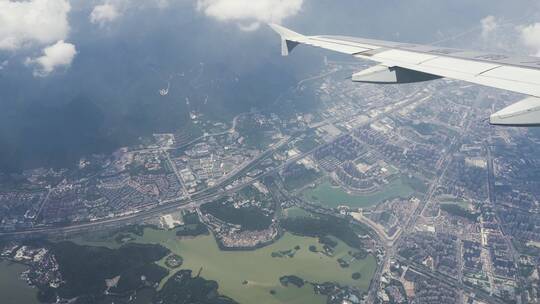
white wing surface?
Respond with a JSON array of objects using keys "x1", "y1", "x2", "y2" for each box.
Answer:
[{"x1": 270, "y1": 24, "x2": 540, "y2": 126}]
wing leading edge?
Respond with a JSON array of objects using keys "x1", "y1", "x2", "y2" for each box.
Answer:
[{"x1": 269, "y1": 24, "x2": 540, "y2": 126}]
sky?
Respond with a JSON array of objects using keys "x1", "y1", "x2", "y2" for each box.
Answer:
[
  {"x1": 1, "y1": 0, "x2": 539, "y2": 78},
  {"x1": 2, "y1": 0, "x2": 540, "y2": 75},
  {"x1": 0, "y1": 0, "x2": 539, "y2": 172}
]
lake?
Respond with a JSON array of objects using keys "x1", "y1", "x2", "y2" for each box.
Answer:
[
  {"x1": 0, "y1": 260, "x2": 39, "y2": 304},
  {"x1": 302, "y1": 177, "x2": 415, "y2": 209},
  {"x1": 70, "y1": 228, "x2": 377, "y2": 304}
]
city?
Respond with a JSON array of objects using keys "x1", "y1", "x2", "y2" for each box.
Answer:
[{"x1": 1, "y1": 57, "x2": 539, "y2": 303}]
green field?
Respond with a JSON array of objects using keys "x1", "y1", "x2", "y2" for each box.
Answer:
[
  {"x1": 440, "y1": 200, "x2": 472, "y2": 210},
  {"x1": 68, "y1": 232, "x2": 125, "y2": 249},
  {"x1": 70, "y1": 228, "x2": 377, "y2": 304},
  {"x1": 282, "y1": 207, "x2": 315, "y2": 219},
  {"x1": 0, "y1": 261, "x2": 39, "y2": 304},
  {"x1": 303, "y1": 177, "x2": 415, "y2": 209}
]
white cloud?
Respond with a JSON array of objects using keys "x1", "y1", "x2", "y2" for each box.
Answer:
[
  {"x1": 26, "y1": 40, "x2": 77, "y2": 77},
  {"x1": 481, "y1": 16, "x2": 498, "y2": 38},
  {"x1": 154, "y1": 0, "x2": 169, "y2": 9},
  {"x1": 519, "y1": 23, "x2": 540, "y2": 56},
  {"x1": 196, "y1": 0, "x2": 303, "y2": 30},
  {"x1": 89, "y1": 0, "x2": 170, "y2": 26},
  {"x1": 0, "y1": 0, "x2": 71, "y2": 51},
  {"x1": 90, "y1": 2, "x2": 121, "y2": 26},
  {"x1": 238, "y1": 22, "x2": 262, "y2": 32}
]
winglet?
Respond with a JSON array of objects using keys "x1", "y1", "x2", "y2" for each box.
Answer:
[{"x1": 269, "y1": 24, "x2": 305, "y2": 56}]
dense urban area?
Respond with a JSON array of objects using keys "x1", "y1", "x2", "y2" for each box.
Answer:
[{"x1": 1, "y1": 59, "x2": 540, "y2": 304}]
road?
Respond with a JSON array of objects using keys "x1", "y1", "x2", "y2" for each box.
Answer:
[
  {"x1": 485, "y1": 139, "x2": 522, "y2": 303},
  {"x1": 164, "y1": 150, "x2": 188, "y2": 197}
]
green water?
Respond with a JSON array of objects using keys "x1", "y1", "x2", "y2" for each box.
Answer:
[
  {"x1": 148, "y1": 231, "x2": 376, "y2": 304},
  {"x1": 303, "y1": 178, "x2": 415, "y2": 209},
  {"x1": 0, "y1": 261, "x2": 39, "y2": 304},
  {"x1": 70, "y1": 228, "x2": 377, "y2": 304}
]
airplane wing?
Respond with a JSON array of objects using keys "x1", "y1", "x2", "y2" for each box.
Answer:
[{"x1": 270, "y1": 24, "x2": 540, "y2": 126}]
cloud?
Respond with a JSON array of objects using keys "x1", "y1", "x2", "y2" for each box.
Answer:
[
  {"x1": 25, "y1": 40, "x2": 77, "y2": 77},
  {"x1": 519, "y1": 23, "x2": 540, "y2": 56},
  {"x1": 196, "y1": 0, "x2": 304, "y2": 30},
  {"x1": 481, "y1": 16, "x2": 498, "y2": 38},
  {"x1": 89, "y1": 0, "x2": 170, "y2": 26},
  {"x1": 238, "y1": 22, "x2": 262, "y2": 32},
  {"x1": 0, "y1": 0, "x2": 71, "y2": 51},
  {"x1": 90, "y1": 2, "x2": 121, "y2": 26},
  {"x1": 154, "y1": 0, "x2": 169, "y2": 9}
]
